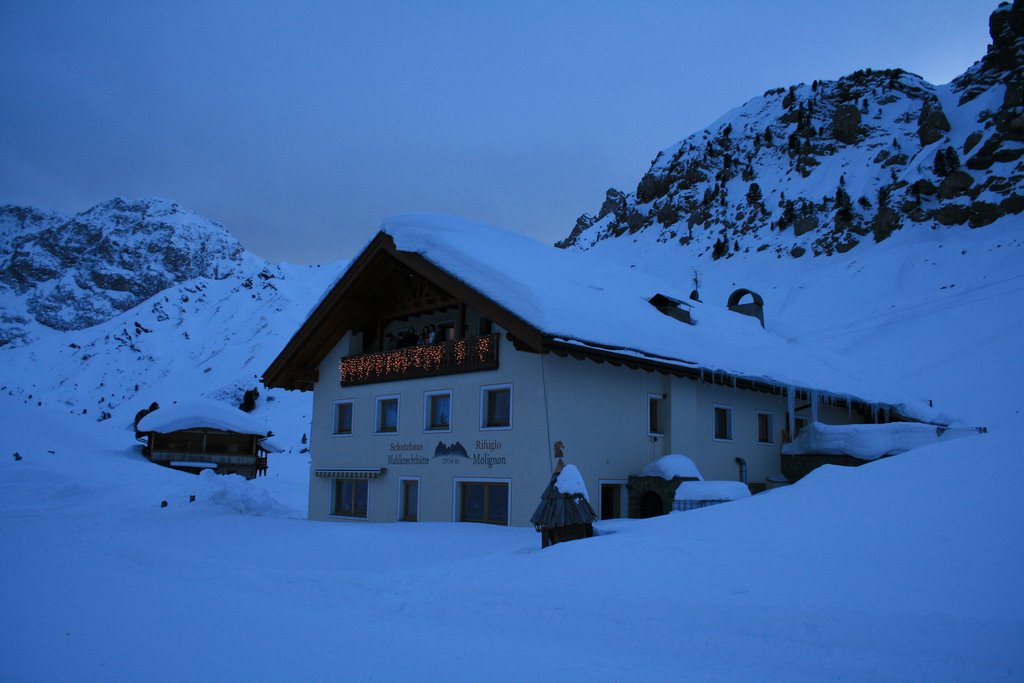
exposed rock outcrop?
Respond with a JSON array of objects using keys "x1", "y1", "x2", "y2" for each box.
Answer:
[
  {"x1": 832, "y1": 104, "x2": 862, "y2": 144},
  {"x1": 558, "y1": 2, "x2": 1024, "y2": 260}
]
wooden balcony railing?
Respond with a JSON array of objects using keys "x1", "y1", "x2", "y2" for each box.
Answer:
[
  {"x1": 340, "y1": 333, "x2": 500, "y2": 386},
  {"x1": 148, "y1": 451, "x2": 263, "y2": 466}
]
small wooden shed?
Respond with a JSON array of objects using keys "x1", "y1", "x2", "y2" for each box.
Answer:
[
  {"x1": 136, "y1": 399, "x2": 282, "y2": 479},
  {"x1": 530, "y1": 462, "x2": 598, "y2": 548}
]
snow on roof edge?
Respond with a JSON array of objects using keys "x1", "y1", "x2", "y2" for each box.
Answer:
[
  {"x1": 550, "y1": 338, "x2": 935, "y2": 422},
  {"x1": 136, "y1": 399, "x2": 277, "y2": 440}
]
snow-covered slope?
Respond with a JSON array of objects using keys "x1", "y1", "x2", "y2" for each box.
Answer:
[
  {"x1": 0, "y1": 218, "x2": 342, "y2": 468},
  {"x1": 559, "y1": 1, "x2": 1023, "y2": 261}
]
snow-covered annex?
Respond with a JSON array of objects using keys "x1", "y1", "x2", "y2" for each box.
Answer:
[
  {"x1": 263, "y1": 213, "x2": 948, "y2": 526},
  {"x1": 136, "y1": 398, "x2": 282, "y2": 479}
]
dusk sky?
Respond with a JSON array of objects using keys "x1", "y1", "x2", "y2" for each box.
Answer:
[{"x1": 0, "y1": 1, "x2": 999, "y2": 264}]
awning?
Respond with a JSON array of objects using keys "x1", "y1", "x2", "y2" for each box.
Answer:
[
  {"x1": 169, "y1": 461, "x2": 218, "y2": 469},
  {"x1": 314, "y1": 468, "x2": 387, "y2": 479}
]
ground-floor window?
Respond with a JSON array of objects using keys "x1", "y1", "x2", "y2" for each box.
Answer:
[
  {"x1": 459, "y1": 481, "x2": 509, "y2": 525},
  {"x1": 400, "y1": 478, "x2": 419, "y2": 522},
  {"x1": 600, "y1": 482, "x2": 626, "y2": 520},
  {"x1": 333, "y1": 479, "x2": 368, "y2": 518}
]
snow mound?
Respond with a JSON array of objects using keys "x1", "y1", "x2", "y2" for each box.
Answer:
[
  {"x1": 191, "y1": 469, "x2": 292, "y2": 517},
  {"x1": 782, "y1": 421, "x2": 977, "y2": 460},
  {"x1": 640, "y1": 453, "x2": 704, "y2": 480},
  {"x1": 554, "y1": 464, "x2": 589, "y2": 500},
  {"x1": 674, "y1": 480, "x2": 752, "y2": 502}
]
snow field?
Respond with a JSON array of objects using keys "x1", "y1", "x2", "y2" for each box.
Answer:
[
  {"x1": 2, "y1": 389, "x2": 1022, "y2": 681},
  {"x1": 1, "y1": 208, "x2": 1022, "y2": 680}
]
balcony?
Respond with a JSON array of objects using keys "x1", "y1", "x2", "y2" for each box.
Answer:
[{"x1": 340, "y1": 333, "x2": 499, "y2": 386}]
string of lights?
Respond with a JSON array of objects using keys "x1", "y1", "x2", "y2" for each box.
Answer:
[{"x1": 341, "y1": 333, "x2": 498, "y2": 386}]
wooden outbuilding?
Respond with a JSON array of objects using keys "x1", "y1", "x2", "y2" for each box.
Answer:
[
  {"x1": 136, "y1": 399, "x2": 282, "y2": 479},
  {"x1": 530, "y1": 461, "x2": 598, "y2": 548}
]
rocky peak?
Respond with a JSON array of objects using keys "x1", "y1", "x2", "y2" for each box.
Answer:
[
  {"x1": 0, "y1": 197, "x2": 256, "y2": 345},
  {"x1": 954, "y1": 0, "x2": 1023, "y2": 105},
  {"x1": 558, "y1": 4, "x2": 1023, "y2": 260}
]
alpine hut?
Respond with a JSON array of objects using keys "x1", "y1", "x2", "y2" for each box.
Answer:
[{"x1": 136, "y1": 399, "x2": 282, "y2": 479}]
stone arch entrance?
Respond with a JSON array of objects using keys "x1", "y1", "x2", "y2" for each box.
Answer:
[
  {"x1": 628, "y1": 474, "x2": 699, "y2": 519},
  {"x1": 639, "y1": 491, "x2": 664, "y2": 518}
]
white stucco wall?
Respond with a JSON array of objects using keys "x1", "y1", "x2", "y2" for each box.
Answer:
[
  {"x1": 309, "y1": 326, "x2": 553, "y2": 526},
  {"x1": 307, "y1": 327, "x2": 871, "y2": 525}
]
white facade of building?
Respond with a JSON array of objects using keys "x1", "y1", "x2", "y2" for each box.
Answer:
[{"x1": 306, "y1": 321, "x2": 860, "y2": 526}]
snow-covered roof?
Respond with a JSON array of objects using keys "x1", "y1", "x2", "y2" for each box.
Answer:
[
  {"x1": 781, "y1": 421, "x2": 975, "y2": 461},
  {"x1": 640, "y1": 454, "x2": 705, "y2": 481},
  {"x1": 554, "y1": 464, "x2": 590, "y2": 500},
  {"x1": 674, "y1": 480, "x2": 752, "y2": 502},
  {"x1": 137, "y1": 399, "x2": 283, "y2": 451},
  {"x1": 377, "y1": 213, "x2": 936, "y2": 419}
]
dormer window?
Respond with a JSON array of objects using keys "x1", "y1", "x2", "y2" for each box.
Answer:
[{"x1": 648, "y1": 293, "x2": 693, "y2": 325}]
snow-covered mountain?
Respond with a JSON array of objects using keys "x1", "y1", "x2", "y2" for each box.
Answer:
[
  {"x1": 0, "y1": 197, "x2": 342, "y2": 456},
  {"x1": 0, "y1": 197, "x2": 257, "y2": 346},
  {"x1": 558, "y1": 1, "x2": 1023, "y2": 260}
]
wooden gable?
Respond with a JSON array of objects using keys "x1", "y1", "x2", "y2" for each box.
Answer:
[{"x1": 262, "y1": 232, "x2": 544, "y2": 391}]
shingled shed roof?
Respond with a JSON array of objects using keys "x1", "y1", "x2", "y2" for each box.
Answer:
[{"x1": 530, "y1": 464, "x2": 598, "y2": 530}]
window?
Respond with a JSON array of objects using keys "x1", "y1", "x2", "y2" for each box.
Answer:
[
  {"x1": 400, "y1": 478, "x2": 419, "y2": 522},
  {"x1": 795, "y1": 417, "x2": 809, "y2": 437},
  {"x1": 459, "y1": 481, "x2": 509, "y2": 525},
  {"x1": 332, "y1": 479, "x2": 368, "y2": 518},
  {"x1": 713, "y1": 404, "x2": 733, "y2": 441},
  {"x1": 333, "y1": 400, "x2": 353, "y2": 436},
  {"x1": 757, "y1": 411, "x2": 774, "y2": 444},
  {"x1": 438, "y1": 321, "x2": 456, "y2": 341},
  {"x1": 481, "y1": 385, "x2": 511, "y2": 429},
  {"x1": 424, "y1": 391, "x2": 452, "y2": 432},
  {"x1": 376, "y1": 396, "x2": 399, "y2": 434},
  {"x1": 648, "y1": 393, "x2": 665, "y2": 435}
]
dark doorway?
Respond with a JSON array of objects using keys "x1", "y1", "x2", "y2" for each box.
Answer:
[
  {"x1": 600, "y1": 483, "x2": 623, "y2": 520},
  {"x1": 639, "y1": 491, "x2": 664, "y2": 518},
  {"x1": 400, "y1": 479, "x2": 419, "y2": 521}
]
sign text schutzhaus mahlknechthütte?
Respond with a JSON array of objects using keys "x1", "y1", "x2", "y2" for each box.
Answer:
[{"x1": 385, "y1": 440, "x2": 507, "y2": 468}]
